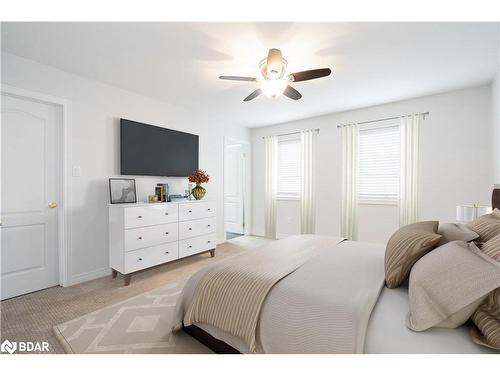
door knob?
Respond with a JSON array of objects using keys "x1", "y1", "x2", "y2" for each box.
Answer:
[{"x1": 48, "y1": 202, "x2": 58, "y2": 208}]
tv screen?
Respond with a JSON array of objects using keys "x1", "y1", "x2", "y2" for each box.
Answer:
[{"x1": 120, "y1": 119, "x2": 199, "y2": 177}]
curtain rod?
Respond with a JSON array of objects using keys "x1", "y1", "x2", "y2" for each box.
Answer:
[
  {"x1": 336, "y1": 112, "x2": 429, "y2": 129},
  {"x1": 261, "y1": 128, "x2": 320, "y2": 139}
]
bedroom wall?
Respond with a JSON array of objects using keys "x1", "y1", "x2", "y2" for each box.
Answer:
[
  {"x1": 493, "y1": 27, "x2": 500, "y2": 185},
  {"x1": 251, "y1": 85, "x2": 494, "y2": 243},
  {"x1": 1, "y1": 52, "x2": 251, "y2": 285},
  {"x1": 493, "y1": 72, "x2": 500, "y2": 184}
]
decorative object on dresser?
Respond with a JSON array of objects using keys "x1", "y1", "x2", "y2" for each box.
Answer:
[
  {"x1": 189, "y1": 169, "x2": 210, "y2": 200},
  {"x1": 109, "y1": 178, "x2": 137, "y2": 204},
  {"x1": 109, "y1": 201, "x2": 216, "y2": 285},
  {"x1": 156, "y1": 183, "x2": 169, "y2": 202}
]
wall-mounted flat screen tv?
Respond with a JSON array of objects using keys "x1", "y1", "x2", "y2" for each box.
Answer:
[{"x1": 120, "y1": 119, "x2": 199, "y2": 177}]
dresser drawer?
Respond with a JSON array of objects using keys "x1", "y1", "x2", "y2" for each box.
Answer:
[
  {"x1": 178, "y1": 202, "x2": 216, "y2": 221},
  {"x1": 179, "y1": 234, "x2": 216, "y2": 258},
  {"x1": 124, "y1": 242, "x2": 179, "y2": 274},
  {"x1": 179, "y1": 217, "x2": 216, "y2": 240},
  {"x1": 124, "y1": 222, "x2": 178, "y2": 252},
  {"x1": 124, "y1": 204, "x2": 178, "y2": 229}
]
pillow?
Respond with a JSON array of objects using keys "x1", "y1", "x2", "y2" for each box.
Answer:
[
  {"x1": 467, "y1": 213, "x2": 500, "y2": 243},
  {"x1": 384, "y1": 221, "x2": 442, "y2": 289},
  {"x1": 493, "y1": 208, "x2": 500, "y2": 219},
  {"x1": 437, "y1": 222, "x2": 478, "y2": 246},
  {"x1": 406, "y1": 241, "x2": 500, "y2": 332},
  {"x1": 480, "y1": 233, "x2": 500, "y2": 261},
  {"x1": 470, "y1": 288, "x2": 500, "y2": 350}
]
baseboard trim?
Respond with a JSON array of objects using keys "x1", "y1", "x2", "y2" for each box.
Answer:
[{"x1": 70, "y1": 267, "x2": 112, "y2": 286}]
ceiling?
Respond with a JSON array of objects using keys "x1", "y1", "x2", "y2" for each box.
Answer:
[{"x1": 2, "y1": 22, "x2": 499, "y2": 127}]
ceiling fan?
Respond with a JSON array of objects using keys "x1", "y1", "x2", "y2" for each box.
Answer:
[{"x1": 219, "y1": 48, "x2": 331, "y2": 102}]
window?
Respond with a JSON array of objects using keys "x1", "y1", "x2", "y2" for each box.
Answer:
[
  {"x1": 358, "y1": 119, "x2": 400, "y2": 203},
  {"x1": 277, "y1": 135, "x2": 301, "y2": 198}
]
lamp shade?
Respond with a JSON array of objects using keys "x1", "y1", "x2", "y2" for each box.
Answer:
[{"x1": 456, "y1": 204, "x2": 492, "y2": 223}]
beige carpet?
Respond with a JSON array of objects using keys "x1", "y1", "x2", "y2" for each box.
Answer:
[
  {"x1": 0, "y1": 236, "x2": 270, "y2": 354},
  {"x1": 53, "y1": 279, "x2": 211, "y2": 353}
]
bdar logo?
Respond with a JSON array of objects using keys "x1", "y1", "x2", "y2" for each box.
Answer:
[{"x1": 1, "y1": 340, "x2": 17, "y2": 354}]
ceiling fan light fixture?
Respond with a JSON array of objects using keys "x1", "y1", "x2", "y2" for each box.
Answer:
[{"x1": 260, "y1": 78, "x2": 288, "y2": 99}]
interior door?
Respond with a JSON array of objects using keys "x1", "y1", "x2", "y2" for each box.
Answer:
[
  {"x1": 224, "y1": 142, "x2": 245, "y2": 234},
  {"x1": 1, "y1": 93, "x2": 60, "y2": 300}
]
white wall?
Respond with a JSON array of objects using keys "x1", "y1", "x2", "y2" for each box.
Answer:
[
  {"x1": 493, "y1": 29, "x2": 500, "y2": 184},
  {"x1": 493, "y1": 73, "x2": 500, "y2": 184},
  {"x1": 252, "y1": 85, "x2": 494, "y2": 244},
  {"x1": 1, "y1": 52, "x2": 250, "y2": 284}
]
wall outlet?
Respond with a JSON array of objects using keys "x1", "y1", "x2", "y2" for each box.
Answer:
[{"x1": 72, "y1": 166, "x2": 82, "y2": 177}]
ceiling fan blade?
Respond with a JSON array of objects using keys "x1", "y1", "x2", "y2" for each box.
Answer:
[
  {"x1": 283, "y1": 85, "x2": 302, "y2": 100},
  {"x1": 243, "y1": 89, "x2": 262, "y2": 102},
  {"x1": 219, "y1": 76, "x2": 257, "y2": 82},
  {"x1": 290, "y1": 68, "x2": 332, "y2": 82}
]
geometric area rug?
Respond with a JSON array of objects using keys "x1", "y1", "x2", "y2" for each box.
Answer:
[{"x1": 53, "y1": 279, "x2": 213, "y2": 354}]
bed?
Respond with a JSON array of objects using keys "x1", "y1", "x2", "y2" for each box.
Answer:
[{"x1": 172, "y1": 188, "x2": 500, "y2": 354}]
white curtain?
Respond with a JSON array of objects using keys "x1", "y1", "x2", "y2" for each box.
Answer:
[
  {"x1": 300, "y1": 129, "x2": 316, "y2": 234},
  {"x1": 264, "y1": 136, "x2": 278, "y2": 239},
  {"x1": 341, "y1": 124, "x2": 359, "y2": 240},
  {"x1": 399, "y1": 114, "x2": 421, "y2": 226}
]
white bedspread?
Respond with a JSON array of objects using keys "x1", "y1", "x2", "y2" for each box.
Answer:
[{"x1": 173, "y1": 236, "x2": 386, "y2": 353}]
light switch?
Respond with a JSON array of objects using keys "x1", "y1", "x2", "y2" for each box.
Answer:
[{"x1": 72, "y1": 166, "x2": 82, "y2": 177}]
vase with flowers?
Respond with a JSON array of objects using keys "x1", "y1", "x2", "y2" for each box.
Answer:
[{"x1": 188, "y1": 169, "x2": 210, "y2": 200}]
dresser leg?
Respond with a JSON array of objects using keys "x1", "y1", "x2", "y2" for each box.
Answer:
[
  {"x1": 210, "y1": 249, "x2": 215, "y2": 258},
  {"x1": 124, "y1": 274, "x2": 131, "y2": 286},
  {"x1": 112, "y1": 269, "x2": 118, "y2": 279}
]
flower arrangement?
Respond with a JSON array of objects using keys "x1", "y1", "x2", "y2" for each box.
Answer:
[
  {"x1": 188, "y1": 170, "x2": 210, "y2": 200},
  {"x1": 188, "y1": 169, "x2": 210, "y2": 185}
]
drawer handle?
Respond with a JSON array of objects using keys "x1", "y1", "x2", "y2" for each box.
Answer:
[
  {"x1": 188, "y1": 245, "x2": 192, "y2": 248},
  {"x1": 138, "y1": 236, "x2": 142, "y2": 240},
  {"x1": 207, "y1": 208, "x2": 211, "y2": 211},
  {"x1": 138, "y1": 215, "x2": 143, "y2": 218},
  {"x1": 138, "y1": 258, "x2": 143, "y2": 261},
  {"x1": 188, "y1": 228, "x2": 192, "y2": 230},
  {"x1": 165, "y1": 232, "x2": 169, "y2": 235},
  {"x1": 165, "y1": 251, "x2": 169, "y2": 254},
  {"x1": 188, "y1": 210, "x2": 192, "y2": 213},
  {"x1": 207, "y1": 224, "x2": 211, "y2": 227},
  {"x1": 165, "y1": 212, "x2": 169, "y2": 215}
]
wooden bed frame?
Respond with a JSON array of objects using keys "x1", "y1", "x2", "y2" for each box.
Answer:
[
  {"x1": 182, "y1": 323, "x2": 241, "y2": 354},
  {"x1": 183, "y1": 188, "x2": 500, "y2": 354},
  {"x1": 493, "y1": 187, "x2": 500, "y2": 210}
]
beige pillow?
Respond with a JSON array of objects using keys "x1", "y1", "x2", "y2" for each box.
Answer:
[
  {"x1": 407, "y1": 241, "x2": 500, "y2": 332},
  {"x1": 384, "y1": 221, "x2": 442, "y2": 289},
  {"x1": 467, "y1": 213, "x2": 500, "y2": 243},
  {"x1": 437, "y1": 222, "x2": 478, "y2": 246},
  {"x1": 480, "y1": 234, "x2": 500, "y2": 261},
  {"x1": 470, "y1": 288, "x2": 500, "y2": 350}
]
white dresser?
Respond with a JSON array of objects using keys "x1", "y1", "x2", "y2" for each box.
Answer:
[{"x1": 109, "y1": 200, "x2": 216, "y2": 285}]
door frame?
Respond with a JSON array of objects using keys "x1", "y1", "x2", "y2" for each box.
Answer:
[
  {"x1": 1, "y1": 84, "x2": 73, "y2": 287},
  {"x1": 223, "y1": 137, "x2": 251, "y2": 239}
]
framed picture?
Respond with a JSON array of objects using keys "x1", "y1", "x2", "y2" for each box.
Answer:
[{"x1": 109, "y1": 178, "x2": 137, "y2": 204}]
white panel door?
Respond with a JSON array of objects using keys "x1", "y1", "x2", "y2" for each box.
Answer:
[
  {"x1": 224, "y1": 143, "x2": 244, "y2": 234},
  {"x1": 1, "y1": 93, "x2": 60, "y2": 300}
]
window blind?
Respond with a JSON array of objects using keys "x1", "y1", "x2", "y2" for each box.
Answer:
[
  {"x1": 358, "y1": 120, "x2": 400, "y2": 202},
  {"x1": 277, "y1": 136, "x2": 301, "y2": 197}
]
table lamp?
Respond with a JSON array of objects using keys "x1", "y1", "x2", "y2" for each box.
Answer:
[{"x1": 456, "y1": 204, "x2": 492, "y2": 223}]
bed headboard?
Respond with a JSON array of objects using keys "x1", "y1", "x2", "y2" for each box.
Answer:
[{"x1": 493, "y1": 187, "x2": 500, "y2": 210}]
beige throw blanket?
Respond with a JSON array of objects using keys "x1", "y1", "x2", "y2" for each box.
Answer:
[{"x1": 182, "y1": 235, "x2": 344, "y2": 352}]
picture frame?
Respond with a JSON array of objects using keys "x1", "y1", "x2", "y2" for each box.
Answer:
[{"x1": 109, "y1": 178, "x2": 137, "y2": 204}]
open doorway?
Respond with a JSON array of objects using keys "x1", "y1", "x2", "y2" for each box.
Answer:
[{"x1": 223, "y1": 137, "x2": 250, "y2": 241}]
